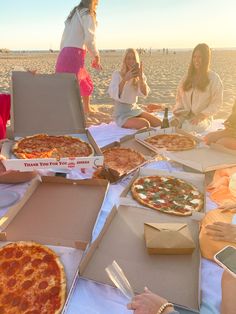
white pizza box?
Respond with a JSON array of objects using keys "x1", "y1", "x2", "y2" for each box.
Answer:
[
  {"x1": 135, "y1": 127, "x2": 236, "y2": 172},
  {"x1": 119, "y1": 167, "x2": 206, "y2": 215},
  {"x1": 99, "y1": 132, "x2": 158, "y2": 183},
  {"x1": 63, "y1": 204, "x2": 201, "y2": 312},
  {"x1": 1, "y1": 71, "x2": 103, "y2": 171},
  {"x1": 0, "y1": 175, "x2": 109, "y2": 298}
]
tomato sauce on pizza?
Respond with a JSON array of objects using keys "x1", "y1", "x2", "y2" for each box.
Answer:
[
  {"x1": 131, "y1": 175, "x2": 203, "y2": 216},
  {"x1": 12, "y1": 134, "x2": 94, "y2": 159},
  {"x1": 145, "y1": 134, "x2": 196, "y2": 151},
  {"x1": 0, "y1": 242, "x2": 66, "y2": 314}
]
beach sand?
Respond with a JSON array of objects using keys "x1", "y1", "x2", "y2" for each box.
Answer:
[{"x1": 0, "y1": 50, "x2": 236, "y2": 127}]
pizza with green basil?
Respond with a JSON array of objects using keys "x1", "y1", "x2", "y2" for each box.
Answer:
[{"x1": 131, "y1": 175, "x2": 203, "y2": 216}]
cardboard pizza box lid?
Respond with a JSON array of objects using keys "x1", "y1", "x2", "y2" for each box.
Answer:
[
  {"x1": 75, "y1": 205, "x2": 200, "y2": 311},
  {"x1": 11, "y1": 71, "x2": 85, "y2": 137}
]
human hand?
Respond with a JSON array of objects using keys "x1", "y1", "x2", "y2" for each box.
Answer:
[
  {"x1": 91, "y1": 56, "x2": 102, "y2": 71},
  {"x1": 127, "y1": 287, "x2": 174, "y2": 314},
  {"x1": 190, "y1": 113, "x2": 206, "y2": 125},
  {"x1": 205, "y1": 222, "x2": 236, "y2": 243},
  {"x1": 0, "y1": 154, "x2": 37, "y2": 184},
  {"x1": 138, "y1": 62, "x2": 143, "y2": 80},
  {"x1": 221, "y1": 270, "x2": 236, "y2": 314},
  {"x1": 170, "y1": 118, "x2": 180, "y2": 127}
]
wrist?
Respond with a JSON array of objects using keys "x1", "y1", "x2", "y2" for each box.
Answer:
[{"x1": 157, "y1": 302, "x2": 174, "y2": 314}]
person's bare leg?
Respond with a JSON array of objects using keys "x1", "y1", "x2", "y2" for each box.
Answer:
[
  {"x1": 221, "y1": 270, "x2": 236, "y2": 314},
  {"x1": 122, "y1": 117, "x2": 150, "y2": 130},
  {"x1": 216, "y1": 137, "x2": 236, "y2": 150},
  {"x1": 139, "y1": 112, "x2": 161, "y2": 127},
  {"x1": 82, "y1": 96, "x2": 92, "y2": 113}
]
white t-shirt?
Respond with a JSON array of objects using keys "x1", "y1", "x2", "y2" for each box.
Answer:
[
  {"x1": 108, "y1": 70, "x2": 150, "y2": 104},
  {"x1": 60, "y1": 8, "x2": 99, "y2": 58}
]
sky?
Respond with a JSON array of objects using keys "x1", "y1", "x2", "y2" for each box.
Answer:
[{"x1": 0, "y1": 0, "x2": 235, "y2": 50}]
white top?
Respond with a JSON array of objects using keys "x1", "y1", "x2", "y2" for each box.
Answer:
[
  {"x1": 108, "y1": 70, "x2": 150, "y2": 104},
  {"x1": 60, "y1": 8, "x2": 99, "y2": 58},
  {"x1": 173, "y1": 71, "x2": 223, "y2": 118}
]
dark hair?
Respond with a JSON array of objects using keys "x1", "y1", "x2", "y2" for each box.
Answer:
[
  {"x1": 66, "y1": 0, "x2": 96, "y2": 22},
  {"x1": 183, "y1": 43, "x2": 211, "y2": 92}
]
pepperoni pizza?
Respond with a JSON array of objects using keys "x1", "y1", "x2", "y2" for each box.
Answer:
[
  {"x1": 13, "y1": 134, "x2": 94, "y2": 159},
  {"x1": 0, "y1": 242, "x2": 66, "y2": 314}
]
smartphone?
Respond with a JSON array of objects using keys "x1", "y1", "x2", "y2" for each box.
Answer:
[
  {"x1": 214, "y1": 246, "x2": 236, "y2": 278},
  {"x1": 131, "y1": 62, "x2": 139, "y2": 76}
]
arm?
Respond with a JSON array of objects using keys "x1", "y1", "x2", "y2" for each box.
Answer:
[
  {"x1": 201, "y1": 73, "x2": 223, "y2": 117},
  {"x1": 81, "y1": 13, "x2": 100, "y2": 62},
  {"x1": 138, "y1": 62, "x2": 149, "y2": 96},
  {"x1": 127, "y1": 287, "x2": 178, "y2": 314}
]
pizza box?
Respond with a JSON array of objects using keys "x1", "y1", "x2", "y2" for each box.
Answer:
[
  {"x1": 135, "y1": 127, "x2": 236, "y2": 172},
  {"x1": 98, "y1": 132, "x2": 158, "y2": 183},
  {"x1": 63, "y1": 204, "x2": 201, "y2": 312},
  {"x1": 119, "y1": 167, "x2": 206, "y2": 216},
  {"x1": 1, "y1": 71, "x2": 103, "y2": 171},
  {"x1": 0, "y1": 175, "x2": 109, "y2": 299}
]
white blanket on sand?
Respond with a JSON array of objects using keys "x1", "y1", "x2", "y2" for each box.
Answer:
[{"x1": 0, "y1": 120, "x2": 225, "y2": 314}]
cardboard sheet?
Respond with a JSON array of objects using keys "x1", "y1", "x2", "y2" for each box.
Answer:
[
  {"x1": 119, "y1": 168, "x2": 206, "y2": 214},
  {"x1": 135, "y1": 127, "x2": 236, "y2": 172},
  {"x1": 79, "y1": 205, "x2": 200, "y2": 310}
]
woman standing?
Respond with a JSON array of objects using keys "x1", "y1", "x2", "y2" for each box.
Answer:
[
  {"x1": 172, "y1": 43, "x2": 223, "y2": 133},
  {"x1": 56, "y1": 0, "x2": 101, "y2": 113},
  {"x1": 108, "y1": 48, "x2": 161, "y2": 129}
]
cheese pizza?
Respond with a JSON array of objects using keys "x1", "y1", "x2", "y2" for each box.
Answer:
[{"x1": 145, "y1": 134, "x2": 196, "y2": 151}]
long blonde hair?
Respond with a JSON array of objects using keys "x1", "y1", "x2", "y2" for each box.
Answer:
[
  {"x1": 183, "y1": 43, "x2": 211, "y2": 92},
  {"x1": 120, "y1": 48, "x2": 140, "y2": 87},
  {"x1": 66, "y1": 0, "x2": 97, "y2": 22}
]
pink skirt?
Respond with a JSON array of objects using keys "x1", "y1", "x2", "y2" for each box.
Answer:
[{"x1": 55, "y1": 47, "x2": 93, "y2": 97}]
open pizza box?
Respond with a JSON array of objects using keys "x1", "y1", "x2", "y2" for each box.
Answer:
[
  {"x1": 0, "y1": 175, "x2": 109, "y2": 302},
  {"x1": 63, "y1": 204, "x2": 201, "y2": 312},
  {"x1": 1, "y1": 71, "x2": 103, "y2": 171},
  {"x1": 98, "y1": 132, "x2": 158, "y2": 183},
  {"x1": 135, "y1": 127, "x2": 236, "y2": 172},
  {"x1": 119, "y1": 167, "x2": 206, "y2": 218}
]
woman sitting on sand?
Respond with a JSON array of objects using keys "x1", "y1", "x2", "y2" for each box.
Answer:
[
  {"x1": 171, "y1": 43, "x2": 223, "y2": 133},
  {"x1": 108, "y1": 48, "x2": 161, "y2": 129},
  {"x1": 204, "y1": 99, "x2": 236, "y2": 149}
]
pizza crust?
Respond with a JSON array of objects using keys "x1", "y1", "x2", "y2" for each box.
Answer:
[
  {"x1": 12, "y1": 134, "x2": 94, "y2": 159},
  {"x1": 131, "y1": 175, "x2": 203, "y2": 216},
  {"x1": 0, "y1": 241, "x2": 66, "y2": 314},
  {"x1": 145, "y1": 134, "x2": 196, "y2": 151},
  {"x1": 93, "y1": 147, "x2": 146, "y2": 181}
]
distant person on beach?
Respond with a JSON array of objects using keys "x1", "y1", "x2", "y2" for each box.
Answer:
[
  {"x1": 204, "y1": 99, "x2": 236, "y2": 149},
  {"x1": 171, "y1": 43, "x2": 223, "y2": 133},
  {"x1": 108, "y1": 48, "x2": 161, "y2": 129},
  {"x1": 55, "y1": 0, "x2": 101, "y2": 114}
]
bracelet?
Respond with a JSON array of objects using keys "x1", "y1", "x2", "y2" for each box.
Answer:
[{"x1": 157, "y1": 302, "x2": 174, "y2": 314}]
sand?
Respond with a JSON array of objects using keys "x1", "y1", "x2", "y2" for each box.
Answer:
[{"x1": 0, "y1": 50, "x2": 236, "y2": 127}]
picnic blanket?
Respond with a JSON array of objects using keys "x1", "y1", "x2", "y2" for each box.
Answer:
[{"x1": 0, "y1": 120, "x2": 226, "y2": 314}]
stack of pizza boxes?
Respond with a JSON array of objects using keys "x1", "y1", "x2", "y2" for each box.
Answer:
[{"x1": 1, "y1": 71, "x2": 104, "y2": 171}]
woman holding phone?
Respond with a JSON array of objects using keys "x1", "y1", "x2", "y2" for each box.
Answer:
[{"x1": 108, "y1": 48, "x2": 161, "y2": 129}]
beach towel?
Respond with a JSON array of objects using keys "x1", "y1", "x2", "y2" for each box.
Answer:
[
  {"x1": 207, "y1": 167, "x2": 236, "y2": 206},
  {"x1": 0, "y1": 93, "x2": 11, "y2": 139}
]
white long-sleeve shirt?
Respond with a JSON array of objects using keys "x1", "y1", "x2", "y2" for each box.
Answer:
[
  {"x1": 60, "y1": 8, "x2": 99, "y2": 58},
  {"x1": 108, "y1": 71, "x2": 150, "y2": 104},
  {"x1": 173, "y1": 71, "x2": 223, "y2": 118}
]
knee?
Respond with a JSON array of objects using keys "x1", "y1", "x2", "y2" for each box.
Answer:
[
  {"x1": 137, "y1": 119, "x2": 150, "y2": 129},
  {"x1": 150, "y1": 118, "x2": 161, "y2": 128}
]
